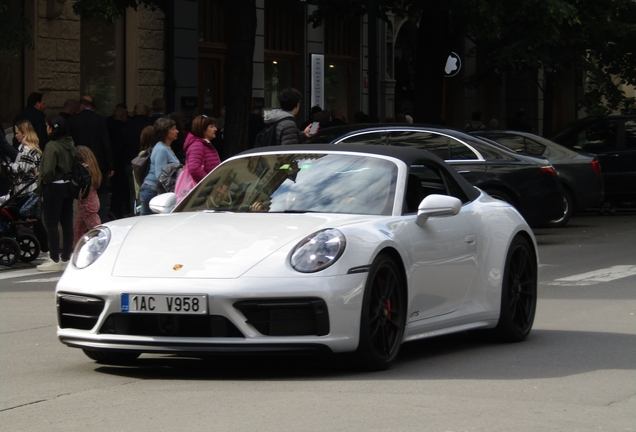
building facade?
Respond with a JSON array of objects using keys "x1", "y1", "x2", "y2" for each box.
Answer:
[{"x1": 4, "y1": 0, "x2": 622, "y2": 140}]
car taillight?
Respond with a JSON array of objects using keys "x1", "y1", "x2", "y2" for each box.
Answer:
[
  {"x1": 540, "y1": 166, "x2": 558, "y2": 177},
  {"x1": 591, "y1": 159, "x2": 602, "y2": 176}
]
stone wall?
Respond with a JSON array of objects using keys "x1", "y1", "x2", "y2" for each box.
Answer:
[
  {"x1": 137, "y1": 7, "x2": 165, "y2": 106},
  {"x1": 36, "y1": 0, "x2": 81, "y2": 114}
]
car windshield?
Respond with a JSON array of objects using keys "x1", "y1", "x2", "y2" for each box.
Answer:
[{"x1": 174, "y1": 153, "x2": 398, "y2": 216}]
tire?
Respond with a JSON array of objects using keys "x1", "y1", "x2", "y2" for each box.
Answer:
[
  {"x1": 545, "y1": 189, "x2": 573, "y2": 228},
  {"x1": 0, "y1": 237, "x2": 21, "y2": 266},
  {"x1": 18, "y1": 234, "x2": 40, "y2": 263},
  {"x1": 83, "y1": 349, "x2": 140, "y2": 364},
  {"x1": 493, "y1": 236, "x2": 537, "y2": 342},
  {"x1": 355, "y1": 253, "x2": 406, "y2": 371}
]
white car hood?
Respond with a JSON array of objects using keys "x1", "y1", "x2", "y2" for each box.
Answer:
[{"x1": 112, "y1": 212, "x2": 366, "y2": 279}]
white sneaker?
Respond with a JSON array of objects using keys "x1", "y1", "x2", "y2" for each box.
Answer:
[
  {"x1": 37, "y1": 258, "x2": 65, "y2": 272},
  {"x1": 38, "y1": 251, "x2": 50, "y2": 260}
]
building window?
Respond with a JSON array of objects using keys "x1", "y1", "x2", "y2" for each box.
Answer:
[
  {"x1": 0, "y1": 0, "x2": 25, "y2": 130},
  {"x1": 80, "y1": 17, "x2": 119, "y2": 116},
  {"x1": 324, "y1": 17, "x2": 358, "y2": 122},
  {"x1": 263, "y1": 0, "x2": 302, "y2": 113},
  {"x1": 198, "y1": 0, "x2": 229, "y2": 44}
]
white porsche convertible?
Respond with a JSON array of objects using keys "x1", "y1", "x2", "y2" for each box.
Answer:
[{"x1": 57, "y1": 144, "x2": 538, "y2": 370}]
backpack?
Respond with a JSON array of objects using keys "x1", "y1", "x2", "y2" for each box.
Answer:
[
  {"x1": 69, "y1": 150, "x2": 91, "y2": 200},
  {"x1": 131, "y1": 148, "x2": 152, "y2": 186},
  {"x1": 254, "y1": 118, "x2": 288, "y2": 148}
]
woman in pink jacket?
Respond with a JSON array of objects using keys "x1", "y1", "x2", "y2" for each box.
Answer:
[{"x1": 184, "y1": 115, "x2": 221, "y2": 182}]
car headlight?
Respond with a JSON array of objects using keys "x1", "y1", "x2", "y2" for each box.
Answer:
[
  {"x1": 73, "y1": 227, "x2": 111, "y2": 269},
  {"x1": 291, "y1": 229, "x2": 346, "y2": 273}
]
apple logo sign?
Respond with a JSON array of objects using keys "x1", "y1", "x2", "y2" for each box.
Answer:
[{"x1": 444, "y1": 52, "x2": 461, "y2": 77}]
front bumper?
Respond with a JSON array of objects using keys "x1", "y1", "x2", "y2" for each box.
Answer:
[{"x1": 56, "y1": 272, "x2": 367, "y2": 355}]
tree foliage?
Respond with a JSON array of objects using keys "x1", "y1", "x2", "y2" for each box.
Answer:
[
  {"x1": 72, "y1": 0, "x2": 166, "y2": 22},
  {"x1": 310, "y1": 0, "x2": 636, "y2": 121},
  {"x1": 0, "y1": 3, "x2": 34, "y2": 56}
]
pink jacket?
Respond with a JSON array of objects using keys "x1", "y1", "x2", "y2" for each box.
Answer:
[{"x1": 183, "y1": 132, "x2": 221, "y2": 182}]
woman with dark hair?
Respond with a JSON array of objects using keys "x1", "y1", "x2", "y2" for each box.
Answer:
[
  {"x1": 139, "y1": 117, "x2": 179, "y2": 215},
  {"x1": 36, "y1": 114, "x2": 76, "y2": 272},
  {"x1": 184, "y1": 115, "x2": 220, "y2": 183}
]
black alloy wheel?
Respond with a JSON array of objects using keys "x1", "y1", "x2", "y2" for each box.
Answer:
[
  {"x1": 18, "y1": 234, "x2": 40, "y2": 263},
  {"x1": 356, "y1": 253, "x2": 406, "y2": 371},
  {"x1": 494, "y1": 236, "x2": 537, "y2": 342},
  {"x1": 83, "y1": 349, "x2": 140, "y2": 364},
  {"x1": 0, "y1": 237, "x2": 21, "y2": 266}
]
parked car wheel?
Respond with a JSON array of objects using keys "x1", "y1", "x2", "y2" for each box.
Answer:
[
  {"x1": 356, "y1": 253, "x2": 406, "y2": 371},
  {"x1": 545, "y1": 189, "x2": 574, "y2": 228}
]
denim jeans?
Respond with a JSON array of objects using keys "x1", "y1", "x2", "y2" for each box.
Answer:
[{"x1": 139, "y1": 183, "x2": 158, "y2": 215}]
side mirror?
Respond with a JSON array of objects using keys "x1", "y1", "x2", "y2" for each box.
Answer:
[
  {"x1": 149, "y1": 192, "x2": 177, "y2": 214},
  {"x1": 416, "y1": 194, "x2": 462, "y2": 227}
]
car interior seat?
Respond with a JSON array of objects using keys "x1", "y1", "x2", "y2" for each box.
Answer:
[{"x1": 405, "y1": 174, "x2": 425, "y2": 214}]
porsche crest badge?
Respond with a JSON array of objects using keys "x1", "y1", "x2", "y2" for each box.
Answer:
[{"x1": 173, "y1": 264, "x2": 183, "y2": 271}]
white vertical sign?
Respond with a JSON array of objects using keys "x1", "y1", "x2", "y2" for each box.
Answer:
[{"x1": 311, "y1": 54, "x2": 324, "y2": 109}]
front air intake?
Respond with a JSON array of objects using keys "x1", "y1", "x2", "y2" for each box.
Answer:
[
  {"x1": 57, "y1": 294, "x2": 105, "y2": 330},
  {"x1": 233, "y1": 298, "x2": 329, "y2": 336}
]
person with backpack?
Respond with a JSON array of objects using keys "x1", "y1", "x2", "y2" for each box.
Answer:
[
  {"x1": 258, "y1": 88, "x2": 318, "y2": 147},
  {"x1": 73, "y1": 146, "x2": 102, "y2": 246},
  {"x1": 37, "y1": 114, "x2": 76, "y2": 272}
]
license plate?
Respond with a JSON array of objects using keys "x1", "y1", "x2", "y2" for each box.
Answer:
[{"x1": 121, "y1": 294, "x2": 208, "y2": 314}]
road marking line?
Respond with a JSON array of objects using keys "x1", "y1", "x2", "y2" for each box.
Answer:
[
  {"x1": 549, "y1": 265, "x2": 636, "y2": 286},
  {"x1": 14, "y1": 277, "x2": 60, "y2": 284},
  {"x1": 0, "y1": 269, "x2": 41, "y2": 281}
]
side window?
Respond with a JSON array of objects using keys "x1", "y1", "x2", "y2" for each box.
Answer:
[
  {"x1": 449, "y1": 138, "x2": 479, "y2": 160},
  {"x1": 404, "y1": 162, "x2": 470, "y2": 214},
  {"x1": 576, "y1": 121, "x2": 618, "y2": 151},
  {"x1": 390, "y1": 131, "x2": 450, "y2": 159},
  {"x1": 339, "y1": 132, "x2": 384, "y2": 145},
  {"x1": 625, "y1": 120, "x2": 636, "y2": 148}
]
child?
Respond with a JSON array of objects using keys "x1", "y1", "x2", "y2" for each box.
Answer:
[{"x1": 73, "y1": 146, "x2": 102, "y2": 246}]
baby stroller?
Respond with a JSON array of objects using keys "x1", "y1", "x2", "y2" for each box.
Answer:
[{"x1": 0, "y1": 179, "x2": 41, "y2": 266}]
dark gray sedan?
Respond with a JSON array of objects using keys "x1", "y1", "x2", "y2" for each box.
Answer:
[
  {"x1": 307, "y1": 124, "x2": 564, "y2": 227},
  {"x1": 471, "y1": 130, "x2": 604, "y2": 227}
]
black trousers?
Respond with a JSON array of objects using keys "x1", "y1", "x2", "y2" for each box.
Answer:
[{"x1": 42, "y1": 183, "x2": 74, "y2": 262}]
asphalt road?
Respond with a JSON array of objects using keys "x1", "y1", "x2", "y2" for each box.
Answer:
[{"x1": 1, "y1": 212, "x2": 634, "y2": 431}]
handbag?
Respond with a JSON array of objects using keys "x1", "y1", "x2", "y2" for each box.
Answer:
[
  {"x1": 19, "y1": 193, "x2": 42, "y2": 219},
  {"x1": 174, "y1": 165, "x2": 197, "y2": 203}
]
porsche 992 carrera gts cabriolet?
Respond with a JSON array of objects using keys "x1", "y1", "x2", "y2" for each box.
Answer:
[{"x1": 57, "y1": 144, "x2": 538, "y2": 370}]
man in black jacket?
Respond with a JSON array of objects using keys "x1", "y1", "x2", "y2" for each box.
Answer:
[
  {"x1": 68, "y1": 95, "x2": 114, "y2": 222},
  {"x1": 13, "y1": 92, "x2": 48, "y2": 151}
]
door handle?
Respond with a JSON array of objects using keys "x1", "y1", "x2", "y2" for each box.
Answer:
[
  {"x1": 464, "y1": 235, "x2": 476, "y2": 244},
  {"x1": 457, "y1": 170, "x2": 471, "y2": 174}
]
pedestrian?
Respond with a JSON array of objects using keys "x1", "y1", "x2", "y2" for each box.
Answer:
[
  {"x1": 262, "y1": 88, "x2": 316, "y2": 145},
  {"x1": 58, "y1": 99, "x2": 79, "y2": 121},
  {"x1": 183, "y1": 115, "x2": 221, "y2": 183},
  {"x1": 73, "y1": 146, "x2": 102, "y2": 246},
  {"x1": 68, "y1": 95, "x2": 114, "y2": 222},
  {"x1": 13, "y1": 92, "x2": 48, "y2": 151},
  {"x1": 123, "y1": 103, "x2": 154, "y2": 213},
  {"x1": 151, "y1": 98, "x2": 167, "y2": 119},
  {"x1": 37, "y1": 114, "x2": 75, "y2": 272},
  {"x1": 107, "y1": 105, "x2": 130, "y2": 219},
  {"x1": 169, "y1": 111, "x2": 186, "y2": 163},
  {"x1": 465, "y1": 111, "x2": 486, "y2": 131},
  {"x1": 10, "y1": 120, "x2": 49, "y2": 259},
  {"x1": 248, "y1": 106, "x2": 265, "y2": 149},
  {"x1": 328, "y1": 107, "x2": 347, "y2": 128},
  {"x1": 133, "y1": 125, "x2": 156, "y2": 205},
  {"x1": 0, "y1": 128, "x2": 17, "y2": 197},
  {"x1": 489, "y1": 118, "x2": 500, "y2": 129},
  {"x1": 139, "y1": 117, "x2": 179, "y2": 215}
]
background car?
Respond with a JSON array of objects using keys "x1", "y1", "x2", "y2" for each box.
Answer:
[
  {"x1": 308, "y1": 124, "x2": 564, "y2": 227},
  {"x1": 471, "y1": 130, "x2": 604, "y2": 227},
  {"x1": 551, "y1": 115, "x2": 636, "y2": 205},
  {"x1": 57, "y1": 144, "x2": 538, "y2": 371}
]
